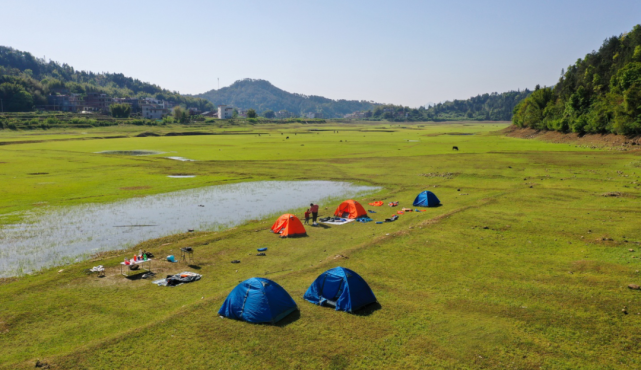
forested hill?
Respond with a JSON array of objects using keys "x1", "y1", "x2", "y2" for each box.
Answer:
[
  {"x1": 513, "y1": 24, "x2": 641, "y2": 135},
  {"x1": 0, "y1": 46, "x2": 213, "y2": 112},
  {"x1": 195, "y1": 79, "x2": 376, "y2": 118}
]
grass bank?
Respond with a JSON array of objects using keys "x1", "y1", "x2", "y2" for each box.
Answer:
[{"x1": 1, "y1": 121, "x2": 641, "y2": 369}]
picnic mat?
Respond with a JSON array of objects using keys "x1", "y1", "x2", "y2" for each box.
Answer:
[
  {"x1": 319, "y1": 218, "x2": 355, "y2": 226},
  {"x1": 153, "y1": 271, "x2": 202, "y2": 287}
]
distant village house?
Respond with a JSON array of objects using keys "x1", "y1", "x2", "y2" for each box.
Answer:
[
  {"x1": 218, "y1": 105, "x2": 233, "y2": 119},
  {"x1": 305, "y1": 112, "x2": 323, "y2": 119}
]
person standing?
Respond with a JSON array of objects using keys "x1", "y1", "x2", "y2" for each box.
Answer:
[
  {"x1": 310, "y1": 203, "x2": 319, "y2": 226},
  {"x1": 304, "y1": 209, "x2": 311, "y2": 225}
]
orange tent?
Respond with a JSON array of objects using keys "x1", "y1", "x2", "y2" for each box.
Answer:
[
  {"x1": 334, "y1": 200, "x2": 367, "y2": 219},
  {"x1": 271, "y1": 214, "x2": 307, "y2": 238}
]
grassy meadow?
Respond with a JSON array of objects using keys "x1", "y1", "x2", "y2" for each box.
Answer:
[{"x1": 1, "y1": 121, "x2": 641, "y2": 369}]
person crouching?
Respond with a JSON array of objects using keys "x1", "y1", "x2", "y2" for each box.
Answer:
[{"x1": 304, "y1": 209, "x2": 311, "y2": 225}]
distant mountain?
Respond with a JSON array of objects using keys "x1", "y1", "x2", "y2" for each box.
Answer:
[
  {"x1": 194, "y1": 79, "x2": 376, "y2": 118},
  {"x1": 0, "y1": 46, "x2": 214, "y2": 112}
]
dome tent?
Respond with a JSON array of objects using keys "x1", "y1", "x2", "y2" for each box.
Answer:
[
  {"x1": 271, "y1": 214, "x2": 307, "y2": 238},
  {"x1": 304, "y1": 267, "x2": 377, "y2": 313},
  {"x1": 218, "y1": 277, "x2": 298, "y2": 324},
  {"x1": 333, "y1": 200, "x2": 367, "y2": 219},
  {"x1": 412, "y1": 190, "x2": 440, "y2": 207}
]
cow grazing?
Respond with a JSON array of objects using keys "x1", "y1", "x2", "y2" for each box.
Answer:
[{"x1": 452, "y1": 146, "x2": 459, "y2": 151}]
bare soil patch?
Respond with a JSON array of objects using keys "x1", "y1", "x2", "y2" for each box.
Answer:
[
  {"x1": 120, "y1": 186, "x2": 152, "y2": 191},
  {"x1": 504, "y1": 126, "x2": 641, "y2": 149}
]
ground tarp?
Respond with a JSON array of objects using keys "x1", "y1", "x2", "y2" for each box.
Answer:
[{"x1": 153, "y1": 271, "x2": 201, "y2": 287}]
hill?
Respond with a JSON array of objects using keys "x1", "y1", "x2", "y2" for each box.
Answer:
[
  {"x1": 513, "y1": 24, "x2": 641, "y2": 135},
  {"x1": 194, "y1": 79, "x2": 376, "y2": 118},
  {"x1": 0, "y1": 46, "x2": 214, "y2": 112}
]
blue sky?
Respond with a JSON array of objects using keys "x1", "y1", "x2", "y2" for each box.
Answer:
[{"x1": 2, "y1": 0, "x2": 640, "y2": 107}]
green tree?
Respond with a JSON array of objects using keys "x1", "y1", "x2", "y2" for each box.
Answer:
[
  {"x1": 262, "y1": 109, "x2": 275, "y2": 118},
  {"x1": 247, "y1": 108, "x2": 257, "y2": 118},
  {"x1": 0, "y1": 83, "x2": 33, "y2": 111},
  {"x1": 173, "y1": 106, "x2": 184, "y2": 121},
  {"x1": 109, "y1": 103, "x2": 131, "y2": 118}
]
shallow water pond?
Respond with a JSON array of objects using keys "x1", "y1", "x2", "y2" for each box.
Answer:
[{"x1": 0, "y1": 181, "x2": 378, "y2": 277}]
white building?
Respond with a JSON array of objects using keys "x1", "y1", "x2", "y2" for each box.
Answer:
[
  {"x1": 142, "y1": 104, "x2": 168, "y2": 119},
  {"x1": 306, "y1": 112, "x2": 323, "y2": 119},
  {"x1": 218, "y1": 105, "x2": 234, "y2": 119}
]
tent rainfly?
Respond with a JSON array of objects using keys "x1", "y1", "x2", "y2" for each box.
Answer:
[
  {"x1": 412, "y1": 190, "x2": 440, "y2": 207},
  {"x1": 218, "y1": 277, "x2": 298, "y2": 324},
  {"x1": 304, "y1": 267, "x2": 376, "y2": 313},
  {"x1": 271, "y1": 214, "x2": 307, "y2": 238},
  {"x1": 334, "y1": 200, "x2": 367, "y2": 219}
]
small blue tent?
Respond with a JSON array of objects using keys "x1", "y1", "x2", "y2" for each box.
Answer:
[
  {"x1": 304, "y1": 267, "x2": 376, "y2": 313},
  {"x1": 218, "y1": 277, "x2": 298, "y2": 324},
  {"x1": 413, "y1": 190, "x2": 440, "y2": 207}
]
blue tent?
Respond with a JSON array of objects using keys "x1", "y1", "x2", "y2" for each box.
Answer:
[
  {"x1": 304, "y1": 267, "x2": 376, "y2": 313},
  {"x1": 413, "y1": 190, "x2": 440, "y2": 207},
  {"x1": 218, "y1": 277, "x2": 298, "y2": 324}
]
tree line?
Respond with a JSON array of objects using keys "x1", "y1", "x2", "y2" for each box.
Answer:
[
  {"x1": 0, "y1": 46, "x2": 214, "y2": 112},
  {"x1": 513, "y1": 24, "x2": 641, "y2": 135},
  {"x1": 360, "y1": 90, "x2": 531, "y2": 122}
]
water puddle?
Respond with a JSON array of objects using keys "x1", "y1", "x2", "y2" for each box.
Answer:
[
  {"x1": 0, "y1": 181, "x2": 378, "y2": 277},
  {"x1": 96, "y1": 150, "x2": 164, "y2": 156},
  {"x1": 165, "y1": 156, "x2": 195, "y2": 162},
  {"x1": 168, "y1": 175, "x2": 196, "y2": 178}
]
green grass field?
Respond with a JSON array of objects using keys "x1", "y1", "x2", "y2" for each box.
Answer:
[{"x1": 1, "y1": 121, "x2": 641, "y2": 369}]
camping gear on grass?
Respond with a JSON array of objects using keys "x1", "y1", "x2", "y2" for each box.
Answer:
[
  {"x1": 153, "y1": 271, "x2": 201, "y2": 287},
  {"x1": 334, "y1": 200, "x2": 367, "y2": 219},
  {"x1": 401, "y1": 208, "x2": 413, "y2": 212},
  {"x1": 413, "y1": 190, "x2": 440, "y2": 207},
  {"x1": 388, "y1": 201, "x2": 399, "y2": 207},
  {"x1": 368, "y1": 210, "x2": 377, "y2": 213},
  {"x1": 304, "y1": 267, "x2": 377, "y2": 313},
  {"x1": 368, "y1": 201, "x2": 384, "y2": 206},
  {"x1": 167, "y1": 255, "x2": 177, "y2": 263},
  {"x1": 271, "y1": 214, "x2": 307, "y2": 238},
  {"x1": 89, "y1": 265, "x2": 105, "y2": 277},
  {"x1": 257, "y1": 247, "x2": 268, "y2": 252},
  {"x1": 385, "y1": 215, "x2": 399, "y2": 222},
  {"x1": 356, "y1": 216, "x2": 373, "y2": 223},
  {"x1": 218, "y1": 277, "x2": 298, "y2": 324}
]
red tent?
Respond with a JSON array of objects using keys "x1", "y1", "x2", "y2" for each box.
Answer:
[
  {"x1": 334, "y1": 200, "x2": 367, "y2": 219},
  {"x1": 271, "y1": 214, "x2": 307, "y2": 238}
]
